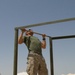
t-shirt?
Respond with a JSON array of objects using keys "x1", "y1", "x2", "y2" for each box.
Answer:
[{"x1": 23, "y1": 36, "x2": 42, "y2": 55}]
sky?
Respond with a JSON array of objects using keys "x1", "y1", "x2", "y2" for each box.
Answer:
[{"x1": 0, "y1": 0, "x2": 75, "y2": 75}]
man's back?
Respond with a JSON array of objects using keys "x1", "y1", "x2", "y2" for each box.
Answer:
[{"x1": 24, "y1": 36, "x2": 42, "y2": 55}]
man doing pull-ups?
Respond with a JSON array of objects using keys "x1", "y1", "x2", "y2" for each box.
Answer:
[{"x1": 18, "y1": 28, "x2": 48, "y2": 75}]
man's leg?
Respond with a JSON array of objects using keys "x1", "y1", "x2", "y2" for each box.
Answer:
[
  {"x1": 26, "y1": 56, "x2": 39, "y2": 75},
  {"x1": 38, "y1": 57, "x2": 48, "y2": 75}
]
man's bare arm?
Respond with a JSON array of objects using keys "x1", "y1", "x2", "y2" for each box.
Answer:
[
  {"x1": 41, "y1": 34, "x2": 46, "y2": 49},
  {"x1": 18, "y1": 29, "x2": 26, "y2": 44}
]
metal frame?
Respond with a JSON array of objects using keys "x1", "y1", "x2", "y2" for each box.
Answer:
[{"x1": 13, "y1": 17, "x2": 75, "y2": 75}]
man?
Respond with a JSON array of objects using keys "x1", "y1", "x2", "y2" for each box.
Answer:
[{"x1": 18, "y1": 28, "x2": 48, "y2": 75}]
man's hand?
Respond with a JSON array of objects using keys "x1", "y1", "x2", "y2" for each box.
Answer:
[
  {"x1": 20, "y1": 28, "x2": 27, "y2": 33},
  {"x1": 42, "y1": 34, "x2": 46, "y2": 38}
]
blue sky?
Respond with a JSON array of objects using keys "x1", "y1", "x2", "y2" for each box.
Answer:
[{"x1": 0, "y1": 0, "x2": 75, "y2": 75}]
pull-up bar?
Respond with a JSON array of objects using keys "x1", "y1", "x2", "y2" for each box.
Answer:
[
  {"x1": 13, "y1": 17, "x2": 75, "y2": 75},
  {"x1": 20, "y1": 29, "x2": 50, "y2": 37},
  {"x1": 15, "y1": 17, "x2": 75, "y2": 29},
  {"x1": 33, "y1": 31, "x2": 50, "y2": 37}
]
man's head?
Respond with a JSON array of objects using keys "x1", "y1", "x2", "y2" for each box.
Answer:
[{"x1": 25, "y1": 29, "x2": 33, "y2": 36}]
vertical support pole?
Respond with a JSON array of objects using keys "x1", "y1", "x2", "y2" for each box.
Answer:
[
  {"x1": 13, "y1": 28, "x2": 18, "y2": 75},
  {"x1": 49, "y1": 37, "x2": 54, "y2": 75}
]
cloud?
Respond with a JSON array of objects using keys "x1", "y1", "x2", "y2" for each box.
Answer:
[
  {"x1": 67, "y1": 74, "x2": 75, "y2": 75},
  {"x1": 17, "y1": 72, "x2": 38, "y2": 75},
  {"x1": 17, "y1": 72, "x2": 28, "y2": 75},
  {"x1": 62, "y1": 73, "x2": 75, "y2": 75},
  {"x1": 17, "y1": 72, "x2": 75, "y2": 75}
]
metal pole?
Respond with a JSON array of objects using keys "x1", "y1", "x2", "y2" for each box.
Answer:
[
  {"x1": 13, "y1": 28, "x2": 18, "y2": 75},
  {"x1": 20, "y1": 29, "x2": 50, "y2": 37},
  {"x1": 15, "y1": 17, "x2": 75, "y2": 29},
  {"x1": 52, "y1": 35, "x2": 75, "y2": 40},
  {"x1": 33, "y1": 31, "x2": 50, "y2": 37},
  {"x1": 49, "y1": 37, "x2": 54, "y2": 75}
]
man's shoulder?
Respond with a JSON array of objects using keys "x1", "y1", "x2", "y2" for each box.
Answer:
[{"x1": 31, "y1": 36, "x2": 38, "y2": 39}]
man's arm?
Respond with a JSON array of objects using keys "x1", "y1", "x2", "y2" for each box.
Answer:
[
  {"x1": 18, "y1": 29, "x2": 26, "y2": 44},
  {"x1": 41, "y1": 34, "x2": 46, "y2": 49}
]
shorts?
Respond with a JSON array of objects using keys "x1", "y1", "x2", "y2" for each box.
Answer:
[{"x1": 26, "y1": 53, "x2": 48, "y2": 75}]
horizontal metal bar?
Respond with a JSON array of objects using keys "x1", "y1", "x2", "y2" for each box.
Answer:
[
  {"x1": 33, "y1": 31, "x2": 50, "y2": 37},
  {"x1": 15, "y1": 17, "x2": 75, "y2": 29},
  {"x1": 52, "y1": 35, "x2": 75, "y2": 40},
  {"x1": 20, "y1": 29, "x2": 50, "y2": 37}
]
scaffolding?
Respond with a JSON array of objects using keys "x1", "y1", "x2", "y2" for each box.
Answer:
[{"x1": 13, "y1": 17, "x2": 75, "y2": 75}]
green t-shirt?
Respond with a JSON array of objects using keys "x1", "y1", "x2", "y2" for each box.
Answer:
[{"x1": 23, "y1": 36, "x2": 42, "y2": 55}]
